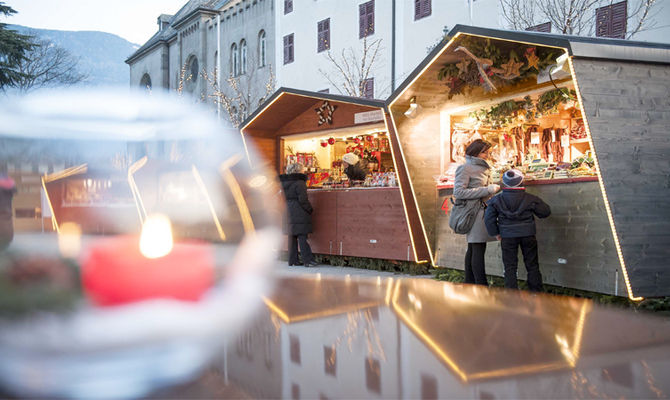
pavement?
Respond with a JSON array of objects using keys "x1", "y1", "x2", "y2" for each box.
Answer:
[{"x1": 272, "y1": 259, "x2": 434, "y2": 280}]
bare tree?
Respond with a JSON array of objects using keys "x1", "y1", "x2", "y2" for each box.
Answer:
[
  {"x1": 11, "y1": 37, "x2": 87, "y2": 92},
  {"x1": 318, "y1": 35, "x2": 384, "y2": 97},
  {"x1": 499, "y1": 0, "x2": 658, "y2": 38},
  {"x1": 201, "y1": 55, "x2": 275, "y2": 128}
]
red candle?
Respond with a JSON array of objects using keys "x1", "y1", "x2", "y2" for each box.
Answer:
[{"x1": 82, "y1": 235, "x2": 215, "y2": 306}]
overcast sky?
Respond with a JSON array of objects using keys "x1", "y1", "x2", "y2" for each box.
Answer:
[{"x1": 5, "y1": 0, "x2": 188, "y2": 44}]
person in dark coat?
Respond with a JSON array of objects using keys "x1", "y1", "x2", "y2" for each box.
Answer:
[
  {"x1": 484, "y1": 169, "x2": 551, "y2": 292},
  {"x1": 0, "y1": 174, "x2": 16, "y2": 251},
  {"x1": 453, "y1": 139, "x2": 500, "y2": 286},
  {"x1": 279, "y1": 163, "x2": 317, "y2": 267},
  {"x1": 341, "y1": 153, "x2": 367, "y2": 181}
]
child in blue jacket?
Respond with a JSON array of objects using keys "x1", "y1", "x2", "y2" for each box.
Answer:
[{"x1": 484, "y1": 169, "x2": 551, "y2": 291}]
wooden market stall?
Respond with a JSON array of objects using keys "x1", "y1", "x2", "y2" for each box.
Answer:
[
  {"x1": 241, "y1": 88, "x2": 430, "y2": 262},
  {"x1": 386, "y1": 25, "x2": 670, "y2": 299}
]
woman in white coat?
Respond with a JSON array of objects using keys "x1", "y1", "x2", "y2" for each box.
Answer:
[{"x1": 453, "y1": 139, "x2": 500, "y2": 286}]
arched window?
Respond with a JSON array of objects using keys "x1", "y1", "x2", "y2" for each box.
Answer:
[
  {"x1": 140, "y1": 73, "x2": 152, "y2": 91},
  {"x1": 240, "y1": 39, "x2": 247, "y2": 75},
  {"x1": 184, "y1": 55, "x2": 198, "y2": 92},
  {"x1": 231, "y1": 43, "x2": 239, "y2": 76},
  {"x1": 258, "y1": 30, "x2": 267, "y2": 67}
]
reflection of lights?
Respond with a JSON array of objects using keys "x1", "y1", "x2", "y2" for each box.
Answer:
[
  {"x1": 139, "y1": 213, "x2": 173, "y2": 259},
  {"x1": 220, "y1": 154, "x2": 255, "y2": 235},
  {"x1": 248, "y1": 175, "x2": 268, "y2": 188},
  {"x1": 58, "y1": 222, "x2": 81, "y2": 258},
  {"x1": 384, "y1": 277, "x2": 394, "y2": 305},
  {"x1": 128, "y1": 156, "x2": 148, "y2": 224},
  {"x1": 191, "y1": 165, "x2": 227, "y2": 241},
  {"x1": 263, "y1": 297, "x2": 381, "y2": 324},
  {"x1": 316, "y1": 273, "x2": 322, "y2": 281},
  {"x1": 41, "y1": 176, "x2": 59, "y2": 232},
  {"x1": 376, "y1": 276, "x2": 381, "y2": 286},
  {"x1": 568, "y1": 56, "x2": 641, "y2": 301},
  {"x1": 392, "y1": 280, "x2": 592, "y2": 381}
]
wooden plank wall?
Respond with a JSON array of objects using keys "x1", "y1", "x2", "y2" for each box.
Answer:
[
  {"x1": 390, "y1": 109, "x2": 441, "y2": 257},
  {"x1": 436, "y1": 182, "x2": 624, "y2": 295},
  {"x1": 281, "y1": 189, "x2": 413, "y2": 261},
  {"x1": 572, "y1": 59, "x2": 670, "y2": 298}
]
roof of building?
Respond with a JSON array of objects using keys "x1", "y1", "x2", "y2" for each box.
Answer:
[
  {"x1": 387, "y1": 24, "x2": 670, "y2": 105},
  {"x1": 125, "y1": 0, "x2": 221, "y2": 64}
]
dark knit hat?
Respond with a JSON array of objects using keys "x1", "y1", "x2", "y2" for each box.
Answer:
[{"x1": 502, "y1": 169, "x2": 524, "y2": 187}]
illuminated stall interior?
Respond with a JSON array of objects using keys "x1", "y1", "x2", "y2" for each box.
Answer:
[
  {"x1": 387, "y1": 25, "x2": 670, "y2": 298},
  {"x1": 241, "y1": 89, "x2": 429, "y2": 262}
]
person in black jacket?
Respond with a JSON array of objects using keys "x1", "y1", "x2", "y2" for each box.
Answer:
[
  {"x1": 484, "y1": 169, "x2": 551, "y2": 291},
  {"x1": 341, "y1": 153, "x2": 367, "y2": 182},
  {"x1": 279, "y1": 163, "x2": 317, "y2": 267},
  {"x1": 0, "y1": 174, "x2": 16, "y2": 251}
]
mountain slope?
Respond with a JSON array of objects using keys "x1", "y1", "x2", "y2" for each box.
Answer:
[{"x1": 9, "y1": 25, "x2": 138, "y2": 87}]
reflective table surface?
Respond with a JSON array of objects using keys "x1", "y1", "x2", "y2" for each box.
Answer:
[{"x1": 157, "y1": 275, "x2": 670, "y2": 399}]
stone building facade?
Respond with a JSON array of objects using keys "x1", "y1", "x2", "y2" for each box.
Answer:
[{"x1": 126, "y1": 0, "x2": 275, "y2": 125}]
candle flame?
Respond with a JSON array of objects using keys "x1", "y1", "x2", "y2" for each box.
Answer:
[
  {"x1": 58, "y1": 222, "x2": 82, "y2": 258},
  {"x1": 140, "y1": 214, "x2": 174, "y2": 259}
]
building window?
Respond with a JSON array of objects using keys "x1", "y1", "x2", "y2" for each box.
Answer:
[
  {"x1": 421, "y1": 374, "x2": 438, "y2": 400},
  {"x1": 291, "y1": 383, "x2": 300, "y2": 400},
  {"x1": 259, "y1": 30, "x2": 267, "y2": 67},
  {"x1": 414, "y1": 0, "x2": 431, "y2": 20},
  {"x1": 596, "y1": 0, "x2": 627, "y2": 39},
  {"x1": 361, "y1": 78, "x2": 374, "y2": 99},
  {"x1": 240, "y1": 39, "x2": 248, "y2": 74},
  {"x1": 231, "y1": 43, "x2": 239, "y2": 76},
  {"x1": 189, "y1": 56, "x2": 199, "y2": 83},
  {"x1": 317, "y1": 18, "x2": 330, "y2": 52},
  {"x1": 526, "y1": 22, "x2": 551, "y2": 32},
  {"x1": 289, "y1": 334, "x2": 301, "y2": 365},
  {"x1": 284, "y1": 33, "x2": 294, "y2": 64},
  {"x1": 284, "y1": 0, "x2": 293, "y2": 14},
  {"x1": 365, "y1": 357, "x2": 381, "y2": 394},
  {"x1": 359, "y1": 0, "x2": 375, "y2": 39},
  {"x1": 184, "y1": 55, "x2": 198, "y2": 92},
  {"x1": 140, "y1": 73, "x2": 152, "y2": 91},
  {"x1": 324, "y1": 346, "x2": 336, "y2": 376}
]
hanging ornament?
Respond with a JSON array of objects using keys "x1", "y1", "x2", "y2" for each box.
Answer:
[
  {"x1": 365, "y1": 135, "x2": 373, "y2": 142},
  {"x1": 320, "y1": 141, "x2": 328, "y2": 148},
  {"x1": 354, "y1": 137, "x2": 361, "y2": 144},
  {"x1": 315, "y1": 101, "x2": 338, "y2": 126},
  {"x1": 328, "y1": 137, "x2": 335, "y2": 145}
]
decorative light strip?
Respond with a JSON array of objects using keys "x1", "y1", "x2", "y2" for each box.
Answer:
[
  {"x1": 43, "y1": 164, "x2": 88, "y2": 183},
  {"x1": 383, "y1": 113, "x2": 422, "y2": 263},
  {"x1": 191, "y1": 165, "x2": 227, "y2": 241},
  {"x1": 567, "y1": 56, "x2": 642, "y2": 301},
  {"x1": 263, "y1": 297, "x2": 381, "y2": 324},
  {"x1": 386, "y1": 111, "x2": 435, "y2": 265}
]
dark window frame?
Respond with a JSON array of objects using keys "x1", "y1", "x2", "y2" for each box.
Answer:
[
  {"x1": 359, "y1": 0, "x2": 375, "y2": 39},
  {"x1": 283, "y1": 33, "x2": 294, "y2": 64},
  {"x1": 317, "y1": 18, "x2": 331, "y2": 52},
  {"x1": 526, "y1": 21, "x2": 551, "y2": 33},
  {"x1": 414, "y1": 0, "x2": 432, "y2": 20},
  {"x1": 596, "y1": 0, "x2": 627, "y2": 39},
  {"x1": 361, "y1": 77, "x2": 374, "y2": 99}
]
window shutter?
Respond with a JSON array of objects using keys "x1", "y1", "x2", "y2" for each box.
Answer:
[
  {"x1": 526, "y1": 22, "x2": 551, "y2": 32},
  {"x1": 283, "y1": 35, "x2": 289, "y2": 64},
  {"x1": 414, "y1": 0, "x2": 421, "y2": 20},
  {"x1": 284, "y1": 0, "x2": 292, "y2": 14},
  {"x1": 359, "y1": 3, "x2": 366, "y2": 38},
  {"x1": 425, "y1": 0, "x2": 431, "y2": 17},
  {"x1": 362, "y1": 78, "x2": 374, "y2": 99},
  {"x1": 367, "y1": 1, "x2": 375, "y2": 35},
  {"x1": 611, "y1": 1, "x2": 627, "y2": 38},
  {"x1": 595, "y1": 5, "x2": 610, "y2": 37},
  {"x1": 324, "y1": 19, "x2": 330, "y2": 51}
]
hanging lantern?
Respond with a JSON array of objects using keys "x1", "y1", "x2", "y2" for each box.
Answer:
[
  {"x1": 354, "y1": 137, "x2": 361, "y2": 144},
  {"x1": 320, "y1": 141, "x2": 328, "y2": 148},
  {"x1": 328, "y1": 137, "x2": 335, "y2": 145}
]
